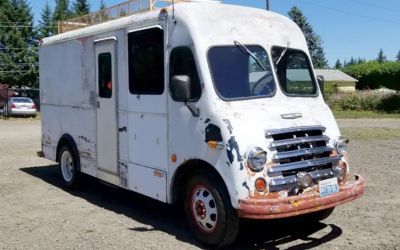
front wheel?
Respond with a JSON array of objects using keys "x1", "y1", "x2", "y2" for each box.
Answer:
[
  {"x1": 59, "y1": 145, "x2": 79, "y2": 188},
  {"x1": 184, "y1": 171, "x2": 239, "y2": 247}
]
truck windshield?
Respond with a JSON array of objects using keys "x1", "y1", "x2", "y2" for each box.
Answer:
[
  {"x1": 272, "y1": 47, "x2": 318, "y2": 96},
  {"x1": 208, "y1": 45, "x2": 276, "y2": 100}
]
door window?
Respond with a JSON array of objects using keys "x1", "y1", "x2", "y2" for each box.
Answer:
[
  {"x1": 98, "y1": 52, "x2": 112, "y2": 98},
  {"x1": 169, "y1": 47, "x2": 201, "y2": 101},
  {"x1": 272, "y1": 47, "x2": 317, "y2": 96},
  {"x1": 128, "y1": 27, "x2": 164, "y2": 95}
]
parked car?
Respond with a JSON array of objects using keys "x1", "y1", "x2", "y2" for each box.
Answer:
[{"x1": 7, "y1": 97, "x2": 37, "y2": 117}]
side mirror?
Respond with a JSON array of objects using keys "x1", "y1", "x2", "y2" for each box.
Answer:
[
  {"x1": 317, "y1": 75, "x2": 325, "y2": 94},
  {"x1": 170, "y1": 75, "x2": 191, "y2": 102}
]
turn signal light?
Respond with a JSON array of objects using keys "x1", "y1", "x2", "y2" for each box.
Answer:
[{"x1": 255, "y1": 178, "x2": 267, "y2": 192}]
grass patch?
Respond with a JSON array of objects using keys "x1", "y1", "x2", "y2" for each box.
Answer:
[
  {"x1": 341, "y1": 127, "x2": 400, "y2": 140},
  {"x1": 333, "y1": 110, "x2": 400, "y2": 119}
]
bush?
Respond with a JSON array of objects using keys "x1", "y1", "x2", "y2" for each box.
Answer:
[
  {"x1": 343, "y1": 61, "x2": 400, "y2": 90},
  {"x1": 326, "y1": 91, "x2": 400, "y2": 113}
]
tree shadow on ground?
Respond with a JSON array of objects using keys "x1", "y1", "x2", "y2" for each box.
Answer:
[{"x1": 20, "y1": 165, "x2": 342, "y2": 249}]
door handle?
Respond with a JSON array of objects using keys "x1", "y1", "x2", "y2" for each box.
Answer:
[{"x1": 119, "y1": 127, "x2": 127, "y2": 133}]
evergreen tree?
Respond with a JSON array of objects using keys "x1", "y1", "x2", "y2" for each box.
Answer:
[
  {"x1": 396, "y1": 50, "x2": 400, "y2": 62},
  {"x1": 72, "y1": 0, "x2": 90, "y2": 16},
  {"x1": 356, "y1": 57, "x2": 363, "y2": 64},
  {"x1": 349, "y1": 57, "x2": 356, "y2": 66},
  {"x1": 334, "y1": 59, "x2": 342, "y2": 69},
  {"x1": 53, "y1": 0, "x2": 72, "y2": 22},
  {"x1": 0, "y1": 0, "x2": 39, "y2": 88},
  {"x1": 100, "y1": 0, "x2": 106, "y2": 10},
  {"x1": 288, "y1": 6, "x2": 328, "y2": 68},
  {"x1": 98, "y1": 0, "x2": 108, "y2": 22},
  {"x1": 377, "y1": 48, "x2": 387, "y2": 63},
  {"x1": 38, "y1": 2, "x2": 54, "y2": 38}
]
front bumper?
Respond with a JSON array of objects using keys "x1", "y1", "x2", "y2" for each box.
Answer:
[{"x1": 238, "y1": 174, "x2": 365, "y2": 219}]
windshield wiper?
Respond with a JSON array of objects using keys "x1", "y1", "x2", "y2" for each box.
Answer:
[
  {"x1": 275, "y1": 42, "x2": 290, "y2": 65},
  {"x1": 233, "y1": 40, "x2": 267, "y2": 71}
]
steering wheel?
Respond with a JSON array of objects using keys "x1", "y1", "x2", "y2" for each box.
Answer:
[{"x1": 251, "y1": 72, "x2": 273, "y2": 95}]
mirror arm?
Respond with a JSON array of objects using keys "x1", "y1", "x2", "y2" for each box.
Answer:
[{"x1": 185, "y1": 102, "x2": 200, "y2": 117}]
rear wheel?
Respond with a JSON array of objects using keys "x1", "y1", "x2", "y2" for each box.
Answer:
[
  {"x1": 184, "y1": 171, "x2": 239, "y2": 247},
  {"x1": 59, "y1": 145, "x2": 79, "y2": 188}
]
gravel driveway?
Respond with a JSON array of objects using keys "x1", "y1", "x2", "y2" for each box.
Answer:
[{"x1": 0, "y1": 119, "x2": 399, "y2": 249}]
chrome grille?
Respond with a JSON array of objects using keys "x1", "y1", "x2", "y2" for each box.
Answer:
[{"x1": 265, "y1": 125, "x2": 338, "y2": 193}]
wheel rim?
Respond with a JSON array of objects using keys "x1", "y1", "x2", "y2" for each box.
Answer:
[
  {"x1": 190, "y1": 185, "x2": 218, "y2": 233},
  {"x1": 60, "y1": 150, "x2": 74, "y2": 182}
]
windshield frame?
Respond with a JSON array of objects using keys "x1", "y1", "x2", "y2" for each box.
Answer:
[
  {"x1": 271, "y1": 46, "x2": 319, "y2": 98},
  {"x1": 206, "y1": 44, "x2": 277, "y2": 102}
]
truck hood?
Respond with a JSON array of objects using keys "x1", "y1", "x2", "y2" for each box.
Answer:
[{"x1": 216, "y1": 98, "x2": 341, "y2": 150}]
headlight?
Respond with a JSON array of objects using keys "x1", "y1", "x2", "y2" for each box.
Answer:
[
  {"x1": 247, "y1": 147, "x2": 267, "y2": 172},
  {"x1": 334, "y1": 166, "x2": 347, "y2": 182},
  {"x1": 297, "y1": 172, "x2": 313, "y2": 188},
  {"x1": 335, "y1": 138, "x2": 348, "y2": 156}
]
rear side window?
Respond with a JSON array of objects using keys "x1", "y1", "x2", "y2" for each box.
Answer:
[
  {"x1": 128, "y1": 28, "x2": 164, "y2": 95},
  {"x1": 170, "y1": 47, "x2": 201, "y2": 101},
  {"x1": 98, "y1": 52, "x2": 112, "y2": 98}
]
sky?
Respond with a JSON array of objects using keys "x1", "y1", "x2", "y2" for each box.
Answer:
[{"x1": 30, "y1": 0, "x2": 400, "y2": 67}]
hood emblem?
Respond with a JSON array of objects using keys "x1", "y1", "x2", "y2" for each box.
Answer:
[{"x1": 281, "y1": 113, "x2": 302, "y2": 119}]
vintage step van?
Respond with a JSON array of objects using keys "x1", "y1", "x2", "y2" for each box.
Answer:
[{"x1": 39, "y1": 0, "x2": 365, "y2": 247}]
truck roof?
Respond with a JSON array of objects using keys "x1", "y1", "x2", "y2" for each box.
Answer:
[{"x1": 41, "y1": 2, "x2": 305, "y2": 51}]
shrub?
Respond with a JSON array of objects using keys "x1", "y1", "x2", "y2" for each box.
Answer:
[
  {"x1": 343, "y1": 61, "x2": 400, "y2": 90},
  {"x1": 326, "y1": 91, "x2": 400, "y2": 113}
]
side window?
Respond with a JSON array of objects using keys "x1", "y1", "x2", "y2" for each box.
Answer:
[
  {"x1": 98, "y1": 53, "x2": 112, "y2": 98},
  {"x1": 169, "y1": 47, "x2": 201, "y2": 101},
  {"x1": 128, "y1": 27, "x2": 164, "y2": 95}
]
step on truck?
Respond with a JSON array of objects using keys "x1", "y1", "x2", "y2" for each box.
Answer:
[{"x1": 39, "y1": 0, "x2": 365, "y2": 247}]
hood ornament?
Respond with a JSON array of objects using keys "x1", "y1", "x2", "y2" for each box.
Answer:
[{"x1": 281, "y1": 113, "x2": 302, "y2": 119}]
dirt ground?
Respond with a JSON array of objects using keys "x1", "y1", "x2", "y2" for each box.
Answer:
[{"x1": 0, "y1": 118, "x2": 399, "y2": 249}]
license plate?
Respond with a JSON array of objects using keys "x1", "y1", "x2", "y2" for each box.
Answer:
[{"x1": 319, "y1": 178, "x2": 339, "y2": 197}]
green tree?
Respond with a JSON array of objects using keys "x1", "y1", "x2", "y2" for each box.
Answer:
[
  {"x1": 0, "y1": 0, "x2": 39, "y2": 88},
  {"x1": 288, "y1": 6, "x2": 328, "y2": 68},
  {"x1": 357, "y1": 57, "x2": 366, "y2": 65},
  {"x1": 377, "y1": 48, "x2": 387, "y2": 63},
  {"x1": 38, "y1": 2, "x2": 54, "y2": 38},
  {"x1": 72, "y1": 0, "x2": 90, "y2": 16},
  {"x1": 349, "y1": 57, "x2": 356, "y2": 66},
  {"x1": 53, "y1": 0, "x2": 72, "y2": 22},
  {"x1": 396, "y1": 50, "x2": 400, "y2": 62},
  {"x1": 97, "y1": 0, "x2": 109, "y2": 22},
  {"x1": 334, "y1": 59, "x2": 342, "y2": 69},
  {"x1": 100, "y1": 0, "x2": 106, "y2": 10}
]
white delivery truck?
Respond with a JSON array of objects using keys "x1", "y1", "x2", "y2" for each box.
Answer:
[{"x1": 39, "y1": 0, "x2": 365, "y2": 247}]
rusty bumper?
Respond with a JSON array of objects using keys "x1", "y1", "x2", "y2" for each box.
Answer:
[{"x1": 238, "y1": 174, "x2": 365, "y2": 219}]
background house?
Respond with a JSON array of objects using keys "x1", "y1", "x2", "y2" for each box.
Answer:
[{"x1": 315, "y1": 69, "x2": 358, "y2": 92}]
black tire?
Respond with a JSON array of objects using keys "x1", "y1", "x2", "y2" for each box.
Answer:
[
  {"x1": 184, "y1": 171, "x2": 239, "y2": 247},
  {"x1": 306, "y1": 207, "x2": 335, "y2": 222},
  {"x1": 58, "y1": 145, "x2": 80, "y2": 188}
]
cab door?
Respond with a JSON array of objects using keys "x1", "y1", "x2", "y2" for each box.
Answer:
[
  {"x1": 126, "y1": 26, "x2": 168, "y2": 202},
  {"x1": 94, "y1": 38, "x2": 119, "y2": 183}
]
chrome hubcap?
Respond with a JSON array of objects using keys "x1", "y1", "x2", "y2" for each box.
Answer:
[
  {"x1": 191, "y1": 187, "x2": 218, "y2": 232},
  {"x1": 61, "y1": 150, "x2": 74, "y2": 182}
]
